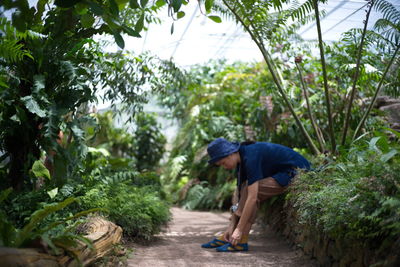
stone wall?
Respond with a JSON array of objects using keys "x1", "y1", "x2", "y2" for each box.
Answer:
[{"x1": 258, "y1": 195, "x2": 400, "y2": 267}]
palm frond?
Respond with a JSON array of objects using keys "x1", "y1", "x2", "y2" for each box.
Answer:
[{"x1": 374, "y1": 0, "x2": 400, "y2": 25}]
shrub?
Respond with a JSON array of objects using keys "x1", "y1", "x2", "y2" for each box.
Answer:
[
  {"x1": 288, "y1": 133, "x2": 400, "y2": 243},
  {"x1": 79, "y1": 177, "x2": 170, "y2": 240}
]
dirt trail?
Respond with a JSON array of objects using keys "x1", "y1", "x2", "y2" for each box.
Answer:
[{"x1": 127, "y1": 207, "x2": 314, "y2": 267}]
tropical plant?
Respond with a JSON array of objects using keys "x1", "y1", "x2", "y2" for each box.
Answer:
[
  {"x1": 133, "y1": 112, "x2": 167, "y2": 172},
  {"x1": 211, "y1": 0, "x2": 400, "y2": 154},
  {"x1": 0, "y1": 0, "x2": 194, "y2": 190},
  {"x1": 0, "y1": 189, "x2": 99, "y2": 252}
]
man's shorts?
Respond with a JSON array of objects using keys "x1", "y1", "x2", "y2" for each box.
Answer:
[{"x1": 234, "y1": 177, "x2": 286, "y2": 224}]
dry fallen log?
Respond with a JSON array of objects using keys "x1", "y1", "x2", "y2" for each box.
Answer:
[
  {"x1": 0, "y1": 216, "x2": 123, "y2": 267},
  {"x1": 0, "y1": 247, "x2": 59, "y2": 267}
]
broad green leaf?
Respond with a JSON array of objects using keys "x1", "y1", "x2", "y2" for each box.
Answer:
[
  {"x1": 89, "y1": 2, "x2": 104, "y2": 15},
  {"x1": 21, "y1": 96, "x2": 46, "y2": 117},
  {"x1": 207, "y1": 15, "x2": 221, "y2": 23},
  {"x1": 109, "y1": 0, "x2": 119, "y2": 15},
  {"x1": 368, "y1": 136, "x2": 381, "y2": 151},
  {"x1": 75, "y1": 2, "x2": 88, "y2": 15},
  {"x1": 33, "y1": 75, "x2": 45, "y2": 93},
  {"x1": 135, "y1": 13, "x2": 145, "y2": 33},
  {"x1": 205, "y1": 0, "x2": 213, "y2": 13},
  {"x1": 113, "y1": 31, "x2": 125, "y2": 49},
  {"x1": 15, "y1": 198, "x2": 76, "y2": 247},
  {"x1": 140, "y1": 0, "x2": 149, "y2": 8},
  {"x1": 123, "y1": 25, "x2": 141, "y2": 37},
  {"x1": 381, "y1": 150, "x2": 398, "y2": 163},
  {"x1": 172, "y1": 0, "x2": 182, "y2": 12},
  {"x1": 129, "y1": 0, "x2": 140, "y2": 9},
  {"x1": 177, "y1": 11, "x2": 185, "y2": 19},
  {"x1": 81, "y1": 13, "x2": 95, "y2": 28},
  {"x1": 47, "y1": 188, "x2": 58, "y2": 199},
  {"x1": 31, "y1": 160, "x2": 51, "y2": 180},
  {"x1": 0, "y1": 80, "x2": 9, "y2": 88},
  {"x1": 155, "y1": 0, "x2": 166, "y2": 8},
  {"x1": 12, "y1": 11, "x2": 27, "y2": 32},
  {"x1": 0, "y1": 188, "x2": 12, "y2": 204},
  {"x1": 10, "y1": 115, "x2": 20, "y2": 123}
]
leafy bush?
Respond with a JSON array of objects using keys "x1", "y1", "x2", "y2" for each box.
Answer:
[
  {"x1": 288, "y1": 131, "x2": 400, "y2": 243},
  {"x1": 0, "y1": 189, "x2": 97, "y2": 253},
  {"x1": 79, "y1": 172, "x2": 170, "y2": 240},
  {"x1": 182, "y1": 181, "x2": 236, "y2": 210}
]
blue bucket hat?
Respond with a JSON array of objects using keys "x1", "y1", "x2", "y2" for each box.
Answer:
[{"x1": 207, "y1": 138, "x2": 240, "y2": 164}]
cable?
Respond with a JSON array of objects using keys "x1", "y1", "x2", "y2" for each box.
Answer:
[
  {"x1": 322, "y1": 3, "x2": 368, "y2": 35},
  {"x1": 299, "y1": 0, "x2": 349, "y2": 36},
  {"x1": 170, "y1": 4, "x2": 199, "y2": 58}
]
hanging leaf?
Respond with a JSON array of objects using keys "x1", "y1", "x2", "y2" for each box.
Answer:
[
  {"x1": 135, "y1": 13, "x2": 145, "y2": 33},
  {"x1": 89, "y1": 2, "x2": 104, "y2": 15},
  {"x1": 177, "y1": 11, "x2": 185, "y2": 19},
  {"x1": 81, "y1": 13, "x2": 95, "y2": 28},
  {"x1": 129, "y1": 0, "x2": 140, "y2": 9},
  {"x1": 155, "y1": 0, "x2": 166, "y2": 8},
  {"x1": 381, "y1": 150, "x2": 398, "y2": 163},
  {"x1": 170, "y1": 22, "x2": 174, "y2": 34},
  {"x1": 207, "y1": 15, "x2": 221, "y2": 23},
  {"x1": 31, "y1": 160, "x2": 51, "y2": 180},
  {"x1": 0, "y1": 79, "x2": 9, "y2": 88},
  {"x1": 21, "y1": 96, "x2": 46, "y2": 117},
  {"x1": 172, "y1": 0, "x2": 182, "y2": 12},
  {"x1": 47, "y1": 188, "x2": 59, "y2": 199},
  {"x1": 122, "y1": 25, "x2": 141, "y2": 37},
  {"x1": 140, "y1": 0, "x2": 149, "y2": 8},
  {"x1": 109, "y1": 0, "x2": 119, "y2": 15},
  {"x1": 205, "y1": 0, "x2": 214, "y2": 13},
  {"x1": 74, "y1": 2, "x2": 88, "y2": 15},
  {"x1": 113, "y1": 30, "x2": 125, "y2": 49}
]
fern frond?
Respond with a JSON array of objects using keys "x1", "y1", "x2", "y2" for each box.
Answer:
[
  {"x1": 374, "y1": 0, "x2": 400, "y2": 25},
  {"x1": 289, "y1": 0, "x2": 314, "y2": 21},
  {"x1": 374, "y1": 18, "x2": 400, "y2": 45},
  {"x1": 170, "y1": 155, "x2": 187, "y2": 180},
  {"x1": 0, "y1": 40, "x2": 33, "y2": 62}
]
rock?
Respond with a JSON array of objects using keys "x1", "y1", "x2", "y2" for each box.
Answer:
[
  {"x1": 375, "y1": 96, "x2": 400, "y2": 108},
  {"x1": 380, "y1": 103, "x2": 400, "y2": 126}
]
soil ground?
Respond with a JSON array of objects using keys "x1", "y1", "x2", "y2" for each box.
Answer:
[{"x1": 127, "y1": 207, "x2": 315, "y2": 267}]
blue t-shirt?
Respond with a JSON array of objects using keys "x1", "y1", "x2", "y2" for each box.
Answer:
[{"x1": 238, "y1": 142, "x2": 310, "y2": 187}]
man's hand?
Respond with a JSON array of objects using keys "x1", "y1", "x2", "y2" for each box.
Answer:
[
  {"x1": 230, "y1": 228, "x2": 242, "y2": 246},
  {"x1": 223, "y1": 230, "x2": 231, "y2": 242}
]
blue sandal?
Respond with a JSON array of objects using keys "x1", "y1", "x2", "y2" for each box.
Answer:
[
  {"x1": 216, "y1": 243, "x2": 248, "y2": 252},
  {"x1": 201, "y1": 238, "x2": 228, "y2": 248}
]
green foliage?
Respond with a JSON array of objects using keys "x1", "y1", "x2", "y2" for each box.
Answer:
[
  {"x1": 288, "y1": 131, "x2": 400, "y2": 242},
  {"x1": 182, "y1": 181, "x2": 235, "y2": 210},
  {"x1": 133, "y1": 112, "x2": 166, "y2": 172},
  {"x1": 80, "y1": 172, "x2": 170, "y2": 240},
  {"x1": 0, "y1": 192, "x2": 98, "y2": 252}
]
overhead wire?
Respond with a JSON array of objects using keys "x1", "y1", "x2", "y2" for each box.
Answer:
[
  {"x1": 170, "y1": 4, "x2": 199, "y2": 58},
  {"x1": 322, "y1": 3, "x2": 368, "y2": 35}
]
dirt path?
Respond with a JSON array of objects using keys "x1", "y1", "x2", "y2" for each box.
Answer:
[{"x1": 127, "y1": 207, "x2": 314, "y2": 267}]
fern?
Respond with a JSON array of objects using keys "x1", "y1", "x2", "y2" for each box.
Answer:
[
  {"x1": 14, "y1": 197, "x2": 76, "y2": 247},
  {"x1": 169, "y1": 155, "x2": 187, "y2": 181},
  {"x1": 0, "y1": 39, "x2": 33, "y2": 62},
  {"x1": 0, "y1": 18, "x2": 34, "y2": 62},
  {"x1": 373, "y1": 0, "x2": 400, "y2": 46}
]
